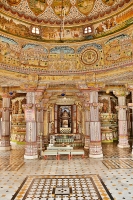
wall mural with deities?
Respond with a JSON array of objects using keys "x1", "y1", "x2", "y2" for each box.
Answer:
[{"x1": 0, "y1": 28, "x2": 133, "y2": 74}]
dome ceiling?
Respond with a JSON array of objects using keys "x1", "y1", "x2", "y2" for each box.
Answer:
[
  {"x1": 0, "y1": 0, "x2": 132, "y2": 42},
  {"x1": 0, "y1": 0, "x2": 131, "y2": 25}
]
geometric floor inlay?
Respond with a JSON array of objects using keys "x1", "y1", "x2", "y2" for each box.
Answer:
[
  {"x1": 102, "y1": 159, "x2": 133, "y2": 169},
  {"x1": 11, "y1": 175, "x2": 114, "y2": 200}
]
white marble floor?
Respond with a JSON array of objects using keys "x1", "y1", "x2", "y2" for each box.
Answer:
[{"x1": 0, "y1": 143, "x2": 133, "y2": 200}]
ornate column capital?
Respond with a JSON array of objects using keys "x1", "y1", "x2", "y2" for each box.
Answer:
[
  {"x1": 86, "y1": 82, "x2": 105, "y2": 91},
  {"x1": 112, "y1": 88, "x2": 129, "y2": 97}
]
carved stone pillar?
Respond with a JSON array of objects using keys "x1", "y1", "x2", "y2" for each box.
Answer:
[
  {"x1": 114, "y1": 90, "x2": 130, "y2": 148},
  {"x1": 43, "y1": 94, "x2": 51, "y2": 135},
  {"x1": 0, "y1": 93, "x2": 11, "y2": 150},
  {"x1": 89, "y1": 90, "x2": 103, "y2": 158},
  {"x1": 83, "y1": 92, "x2": 90, "y2": 150},
  {"x1": 128, "y1": 85, "x2": 133, "y2": 140},
  {"x1": 84, "y1": 108, "x2": 90, "y2": 149},
  {"x1": 35, "y1": 91, "x2": 44, "y2": 136},
  {"x1": 23, "y1": 91, "x2": 38, "y2": 159}
]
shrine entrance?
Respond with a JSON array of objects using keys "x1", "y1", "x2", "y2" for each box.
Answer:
[{"x1": 58, "y1": 105, "x2": 72, "y2": 134}]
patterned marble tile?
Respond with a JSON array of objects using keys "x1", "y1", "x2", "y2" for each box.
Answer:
[
  {"x1": 11, "y1": 175, "x2": 114, "y2": 200},
  {"x1": 102, "y1": 159, "x2": 133, "y2": 169},
  {"x1": 0, "y1": 143, "x2": 133, "y2": 200}
]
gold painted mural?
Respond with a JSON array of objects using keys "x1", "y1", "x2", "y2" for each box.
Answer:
[
  {"x1": 76, "y1": 0, "x2": 95, "y2": 15},
  {"x1": 0, "y1": 6, "x2": 133, "y2": 42},
  {"x1": 52, "y1": 0, "x2": 71, "y2": 17},
  {"x1": 0, "y1": 26, "x2": 133, "y2": 75},
  {"x1": 27, "y1": 0, "x2": 47, "y2": 16}
]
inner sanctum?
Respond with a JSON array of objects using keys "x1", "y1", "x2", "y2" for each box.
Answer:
[{"x1": 0, "y1": 85, "x2": 132, "y2": 159}]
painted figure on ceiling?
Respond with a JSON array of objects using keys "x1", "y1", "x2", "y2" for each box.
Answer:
[{"x1": 27, "y1": 0, "x2": 47, "y2": 15}]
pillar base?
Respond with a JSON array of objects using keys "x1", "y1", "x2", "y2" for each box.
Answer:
[
  {"x1": 89, "y1": 153, "x2": 103, "y2": 158},
  {"x1": 24, "y1": 155, "x2": 38, "y2": 159},
  {"x1": 118, "y1": 144, "x2": 130, "y2": 148},
  {"x1": 0, "y1": 146, "x2": 11, "y2": 150}
]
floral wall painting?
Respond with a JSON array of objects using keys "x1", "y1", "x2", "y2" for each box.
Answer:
[
  {"x1": 27, "y1": 0, "x2": 47, "y2": 16},
  {"x1": 76, "y1": 0, "x2": 95, "y2": 15}
]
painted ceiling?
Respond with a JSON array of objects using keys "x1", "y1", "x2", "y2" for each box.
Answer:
[
  {"x1": 0, "y1": 0, "x2": 133, "y2": 93},
  {"x1": 0, "y1": 0, "x2": 131, "y2": 25}
]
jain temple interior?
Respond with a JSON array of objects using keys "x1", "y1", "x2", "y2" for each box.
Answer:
[{"x1": 0, "y1": 0, "x2": 133, "y2": 199}]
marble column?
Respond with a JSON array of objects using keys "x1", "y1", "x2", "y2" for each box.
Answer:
[
  {"x1": 23, "y1": 91, "x2": 38, "y2": 159},
  {"x1": 0, "y1": 93, "x2": 11, "y2": 150},
  {"x1": 114, "y1": 91, "x2": 130, "y2": 148},
  {"x1": 128, "y1": 87, "x2": 133, "y2": 140},
  {"x1": 84, "y1": 108, "x2": 90, "y2": 149},
  {"x1": 35, "y1": 91, "x2": 44, "y2": 136},
  {"x1": 89, "y1": 91, "x2": 103, "y2": 158}
]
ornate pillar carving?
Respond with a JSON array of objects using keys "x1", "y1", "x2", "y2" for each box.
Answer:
[
  {"x1": 89, "y1": 90, "x2": 103, "y2": 158},
  {"x1": 43, "y1": 94, "x2": 52, "y2": 135},
  {"x1": 23, "y1": 91, "x2": 38, "y2": 159},
  {"x1": 114, "y1": 89, "x2": 130, "y2": 148},
  {"x1": 35, "y1": 91, "x2": 44, "y2": 136},
  {"x1": 82, "y1": 92, "x2": 90, "y2": 150},
  {"x1": 127, "y1": 85, "x2": 133, "y2": 146},
  {"x1": 0, "y1": 92, "x2": 12, "y2": 150}
]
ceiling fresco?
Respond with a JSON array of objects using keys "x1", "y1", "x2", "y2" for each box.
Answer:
[
  {"x1": 0, "y1": 0, "x2": 131, "y2": 25},
  {"x1": 0, "y1": 5, "x2": 133, "y2": 42},
  {"x1": 0, "y1": 0, "x2": 133, "y2": 91}
]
